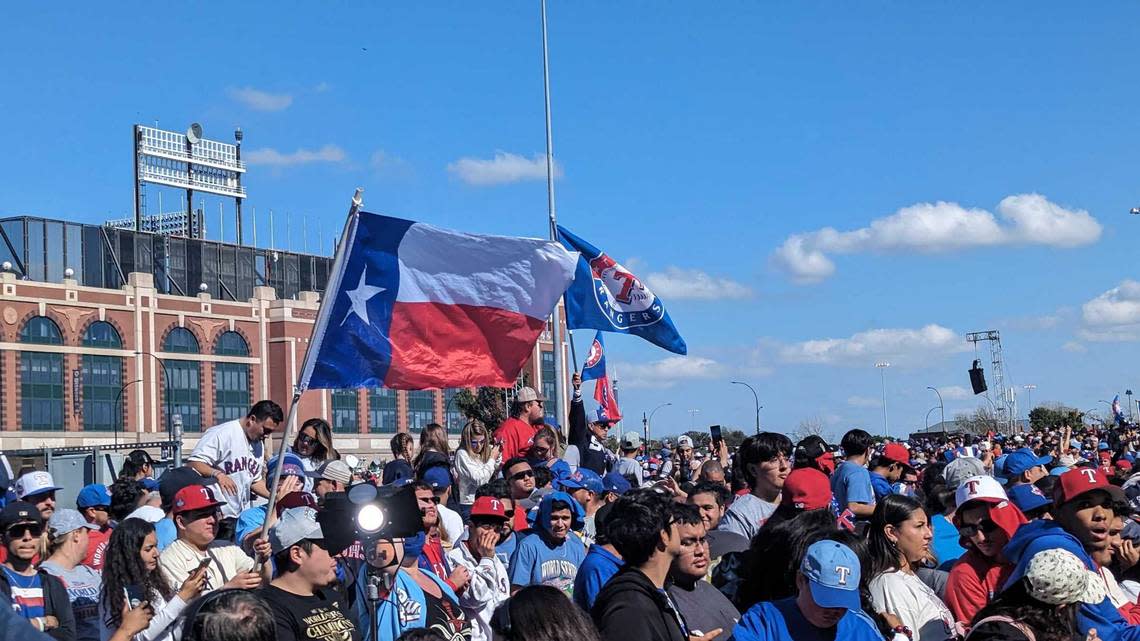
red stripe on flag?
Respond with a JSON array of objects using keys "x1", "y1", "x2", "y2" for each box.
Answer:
[{"x1": 385, "y1": 302, "x2": 547, "y2": 389}]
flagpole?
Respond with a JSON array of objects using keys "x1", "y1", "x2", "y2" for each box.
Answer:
[
  {"x1": 257, "y1": 188, "x2": 363, "y2": 554},
  {"x1": 541, "y1": 0, "x2": 572, "y2": 429}
]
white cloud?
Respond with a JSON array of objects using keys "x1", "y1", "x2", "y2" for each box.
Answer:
[
  {"x1": 447, "y1": 152, "x2": 560, "y2": 186},
  {"x1": 370, "y1": 150, "x2": 409, "y2": 175},
  {"x1": 615, "y1": 356, "x2": 722, "y2": 389},
  {"x1": 847, "y1": 395, "x2": 881, "y2": 408},
  {"x1": 936, "y1": 385, "x2": 972, "y2": 400},
  {"x1": 643, "y1": 267, "x2": 752, "y2": 301},
  {"x1": 1076, "y1": 280, "x2": 1140, "y2": 342},
  {"x1": 778, "y1": 324, "x2": 967, "y2": 366},
  {"x1": 1062, "y1": 341, "x2": 1088, "y2": 353},
  {"x1": 228, "y1": 87, "x2": 294, "y2": 112},
  {"x1": 772, "y1": 194, "x2": 1101, "y2": 284},
  {"x1": 313, "y1": 82, "x2": 331, "y2": 93},
  {"x1": 244, "y1": 145, "x2": 347, "y2": 167}
]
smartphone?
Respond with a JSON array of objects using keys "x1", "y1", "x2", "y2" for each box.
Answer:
[
  {"x1": 124, "y1": 585, "x2": 146, "y2": 609},
  {"x1": 194, "y1": 557, "x2": 212, "y2": 575},
  {"x1": 710, "y1": 424, "x2": 723, "y2": 447}
]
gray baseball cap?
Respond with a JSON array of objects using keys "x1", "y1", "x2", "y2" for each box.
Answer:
[
  {"x1": 269, "y1": 507, "x2": 324, "y2": 555},
  {"x1": 943, "y1": 456, "x2": 988, "y2": 491},
  {"x1": 516, "y1": 387, "x2": 546, "y2": 403},
  {"x1": 47, "y1": 509, "x2": 99, "y2": 537},
  {"x1": 621, "y1": 432, "x2": 642, "y2": 450},
  {"x1": 309, "y1": 460, "x2": 352, "y2": 485}
]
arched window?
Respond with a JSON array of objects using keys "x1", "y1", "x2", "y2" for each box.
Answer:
[
  {"x1": 214, "y1": 331, "x2": 250, "y2": 424},
  {"x1": 331, "y1": 390, "x2": 359, "y2": 433},
  {"x1": 163, "y1": 327, "x2": 201, "y2": 431},
  {"x1": 81, "y1": 322, "x2": 122, "y2": 431},
  {"x1": 20, "y1": 316, "x2": 64, "y2": 430},
  {"x1": 368, "y1": 389, "x2": 397, "y2": 433},
  {"x1": 406, "y1": 390, "x2": 436, "y2": 431}
]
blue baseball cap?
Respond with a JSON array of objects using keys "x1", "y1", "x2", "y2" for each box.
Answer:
[
  {"x1": 559, "y1": 469, "x2": 604, "y2": 494},
  {"x1": 603, "y1": 472, "x2": 631, "y2": 496},
  {"x1": 140, "y1": 478, "x2": 160, "y2": 491},
  {"x1": 266, "y1": 453, "x2": 306, "y2": 481},
  {"x1": 1008, "y1": 483, "x2": 1052, "y2": 513},
  {"x1": 1099, "y1": 442, "x2": 1111, "y2": 451},
  {"x1": 76, "y1": 484, "x2": 111, "y2": 509},
  {"x1": 422, "y1": 466, "x2": 452, "y2": 491},
  {"x1": 1004, "y1": 448, "x2": 1053, "y2": 477},
  {"x1": 800, "y1": 540, "x2": 862, "y2": 610}
]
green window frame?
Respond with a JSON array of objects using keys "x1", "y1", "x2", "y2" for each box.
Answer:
[
  {"x1": 332, "y1": 390, "x2": 359, "y2": 433},
  {"x1": 81, "y1": 321, "x2": 123, "y2": 432},
  {"x1": 163, "y1": 328, "x2": 201, "y2": 431},
  {"x1": 213, "y1": 332, "x2": 250, "y2": 424},
  {"x1": 406, "y1": 390, "x2": 436, "y2": 431},
  {"x1": 368, "y1": 388, "x2": 397, "y2": 433},
  {"x1": 20, "y1": 317, "x2": 64, "y2": 431}
]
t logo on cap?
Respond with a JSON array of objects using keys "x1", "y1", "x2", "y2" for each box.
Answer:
[
  {"x1": 965, "y1": 479, "x2": 982, "y2": 496},
  {"x1": 1081, "y1": 469, "x2": 1098, "y2": 484},
  {"x1": 835, "y1": 565, "x2": 851, "y2": 586}
]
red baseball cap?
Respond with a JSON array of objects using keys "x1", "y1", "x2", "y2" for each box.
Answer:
[
  {"x1": 1118, "y1": 460, "x2": 1134, "y2": 472},
  {"x1": 781, "y1": 468, "x2": 832, "y2": 511},
  {"x1": 470, "y1": 496, "x2": 510, "y2": 520},
  {"x1": 1054, "y1": 467, "x2": 1126, "y2": 506},
  {"x1": 881, "y1": 443, "x2": 912, "y2": 468},
  {"x1": 172, "y1": 486, "x2": 224, "y2": 515}
]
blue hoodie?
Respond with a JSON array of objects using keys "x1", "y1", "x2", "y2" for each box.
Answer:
[
  {"x1": 1003, "y1": 519, "x2": 1140, "y2": 641},
  {"x1": 509, "y1": 491, "x2": 587, "y2": 596}
]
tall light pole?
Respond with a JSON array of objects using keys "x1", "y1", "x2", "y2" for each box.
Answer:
[
  {"x1": 926, "y1": 386, "x2": 944, "y2": 432},
  {"x1": 925, "y1": 406, "x2": 939, "y2": 431},
  {"x1": 731, "y1": 381, "x2": 761, "y2": 435},
  {"x1": 1128, "y1": 389, "x2": 1134, "y2": 422},
  {"x1": 1023, "y1": 384, "x2": 1036, "y2": 428},
  {"x1": 645, "y1": 402, "x2": 671, "y2": 448},
  {"x1": 687, "y1": 409, "x2": 700, "y2": 432},
  {"x1": 875, "y1": 362, "x2": 890, "y2": 438}
]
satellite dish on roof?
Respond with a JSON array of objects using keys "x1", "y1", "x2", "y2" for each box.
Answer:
[{"x1": 186, "y1": 123, "x2": 203, "y2": 144}]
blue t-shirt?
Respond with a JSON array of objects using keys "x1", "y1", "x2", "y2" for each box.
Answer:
[
  {"x1": 2, "y1": 567, "x2": 45, "y2": 621},
  {"x1": 869, "y1": 471, "x2": 893, "y2": 501},
  {"x1": 930, "y1": 513, "x2": 966, "y2": 569},
  {"x1": 573, "y1": 544, "x2": 623, "y2": 611},
  {"x1": 496, "y1": 532, "x2": 518, "y2": 572},
  {"x1": 831, "y1": 461, "x2": 875, "y2": 514},
  {"x1": 155, "y1": 517, "x2": 177, "y2": 551},
  {"x1": 509, "y1": 532, "x2": 586, "y2": 597},
  {"x1": 731, "y1": 598, "x2": 883, "y2": 641}
]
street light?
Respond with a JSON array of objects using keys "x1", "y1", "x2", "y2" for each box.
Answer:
[
  {"x1": 644, "y1": 402, "x2": 672, "y2": 448},
  {"x1": 730, "y1": 381, "x2": 761, "y2": 435},
  {"x1": 926, "y1": 386, "x2": 944, "y2": 431},
  {"x1": 925, "y1": 406, "x2": 939, "y2": 432},
  {"x1": 875, "y1": 362, "x2": 890, "y2": 437},
  {"x1": 1023, "y1": 384, "x2": 1036, "y2": 425},
  {"x1": 113, "y1": 379, "x2": 143, "y2": 446},
  {"x1": 687, "y1": 409, "x2": 700, "y2": 432},
  {"x1": 136, "y1": 352, "x2": 174, "y2": 440}
]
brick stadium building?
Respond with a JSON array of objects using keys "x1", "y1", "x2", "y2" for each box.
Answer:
[{"x1": 0, "y1": 215, "x2": 567, "y2": 455}]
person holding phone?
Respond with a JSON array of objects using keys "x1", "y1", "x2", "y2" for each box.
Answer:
[
  {"x1": 98, "y1": 518, "x2": 207, "y2": 641},
  {"x1": 158, "y1": 487, "x2": 264, "y2": 599},
  {"x1": 0, "y1": 502, "x2": 74, "y2": 641}
]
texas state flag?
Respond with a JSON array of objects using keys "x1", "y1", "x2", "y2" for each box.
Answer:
[{"x1": 299, "y1": 211, "x2": 578, "y2": 390}]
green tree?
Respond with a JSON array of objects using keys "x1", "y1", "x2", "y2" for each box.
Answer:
[
  {"x1": 454, "y1": 387, "x2": 507, "y2": 428},
  {"x1": 683, "y1": 431, "x2": 713, "y2": 450},
  {"x1": 1028, "y1": 405, "x2": 1084, "y2": 432}
]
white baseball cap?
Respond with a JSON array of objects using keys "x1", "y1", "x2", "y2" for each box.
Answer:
[
  {"x1": 677, "y1": 436, "x2": 694, "y2": 450},
  {"x1": 1025, "y1": 548, "x2": 1107, "y2": 606},
  {"x1": 955, "y1": 474, "x2": 1009, "y2": 509},
  {"x1": 15, "y1": 471, "x2": 62, "y2": 499}
]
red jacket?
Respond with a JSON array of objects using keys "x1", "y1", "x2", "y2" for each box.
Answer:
[
  {"x1": 495, "y1": 417, "x2": 539, "y2": 462},
  {"x1": 946, "y1": 549, "x2": 1013, "y2": 625}
]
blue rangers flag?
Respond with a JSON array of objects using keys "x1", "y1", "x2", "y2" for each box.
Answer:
[
  {"x1": 581, "y1": 332, "x2": 608, "y2": 382},
  {"x1": 556, "y1": 226, "x2": 687, "y2": 355}
]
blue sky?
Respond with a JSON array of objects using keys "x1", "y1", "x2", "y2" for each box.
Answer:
[{"x1": 5, "y1": 3, "x2": 1140, "y2": 440}]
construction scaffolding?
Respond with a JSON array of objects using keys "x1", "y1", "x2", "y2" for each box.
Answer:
[{"x1": 966, "y1": 330, "x2": 1016, "y2": 432}]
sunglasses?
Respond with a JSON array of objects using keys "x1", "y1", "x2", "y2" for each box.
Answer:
[
  {"x1": 958, "y1": 519, "x2": 1000, "y2": 538},
  {"x1": 6, "y1": 523, "x2": 43, "y2": 539},
  {"x1": 296, "y1": 433, "x2": 317, "y2": 446},
  {"x1": 510, "y1": 469, "x2": 535, "y2": 481}
]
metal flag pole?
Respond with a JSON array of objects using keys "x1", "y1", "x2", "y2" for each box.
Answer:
[
  {"x1": 258, "y1": 188, "x2": 363, "y2": 551},
  {"x1": 541, "y1": 0, "x2": 572, "y2": 428}
]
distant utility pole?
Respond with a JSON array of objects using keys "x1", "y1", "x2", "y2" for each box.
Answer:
[{"x1": 875, "y1": 362, "x2": 891, "y2": 438}]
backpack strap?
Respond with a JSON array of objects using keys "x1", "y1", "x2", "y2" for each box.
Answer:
[{"x1": 967, "y1": 615, "x2": 1036, "y2": 641}]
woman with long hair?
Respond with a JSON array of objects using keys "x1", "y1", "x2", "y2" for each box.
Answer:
[
  {"x1": 527, "y1": 427, "x2": 561, "y2": 469},
  {"x1": 413, "y1": 423, "x2": 451, "y2": 473},
  {"x1": 454, "y1": 419, "x2": 499, "y2": 519},
  {"x1": 492, "y1": 585, "x2": 601, "y2": 641},
  {"x1": 865, "y1": 494, "x2": 958, "y2": 641},
  {"x1": 98, "y1": 518, "x2": 206, "y2": 641}
]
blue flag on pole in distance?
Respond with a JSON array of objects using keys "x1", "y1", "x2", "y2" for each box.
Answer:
[
  {"x1": 581, "y1": 332, "x2": 607, "y2": 382},
  {"x1": 556, "y1": 225, "x2": 687, "y2": 355}
]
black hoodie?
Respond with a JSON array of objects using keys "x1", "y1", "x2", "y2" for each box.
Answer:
[{"x1": 592, "y1": 567, "x2": 687, "y2": 641}]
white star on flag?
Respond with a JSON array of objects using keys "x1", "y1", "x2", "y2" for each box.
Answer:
[{"x1": 340, "y1": 267, "x2": 385, "y2": 326}]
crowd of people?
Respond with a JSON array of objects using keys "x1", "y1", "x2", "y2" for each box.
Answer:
[{"x1": 5, "y1": 383, "x2": 1140, "y2": 641}]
